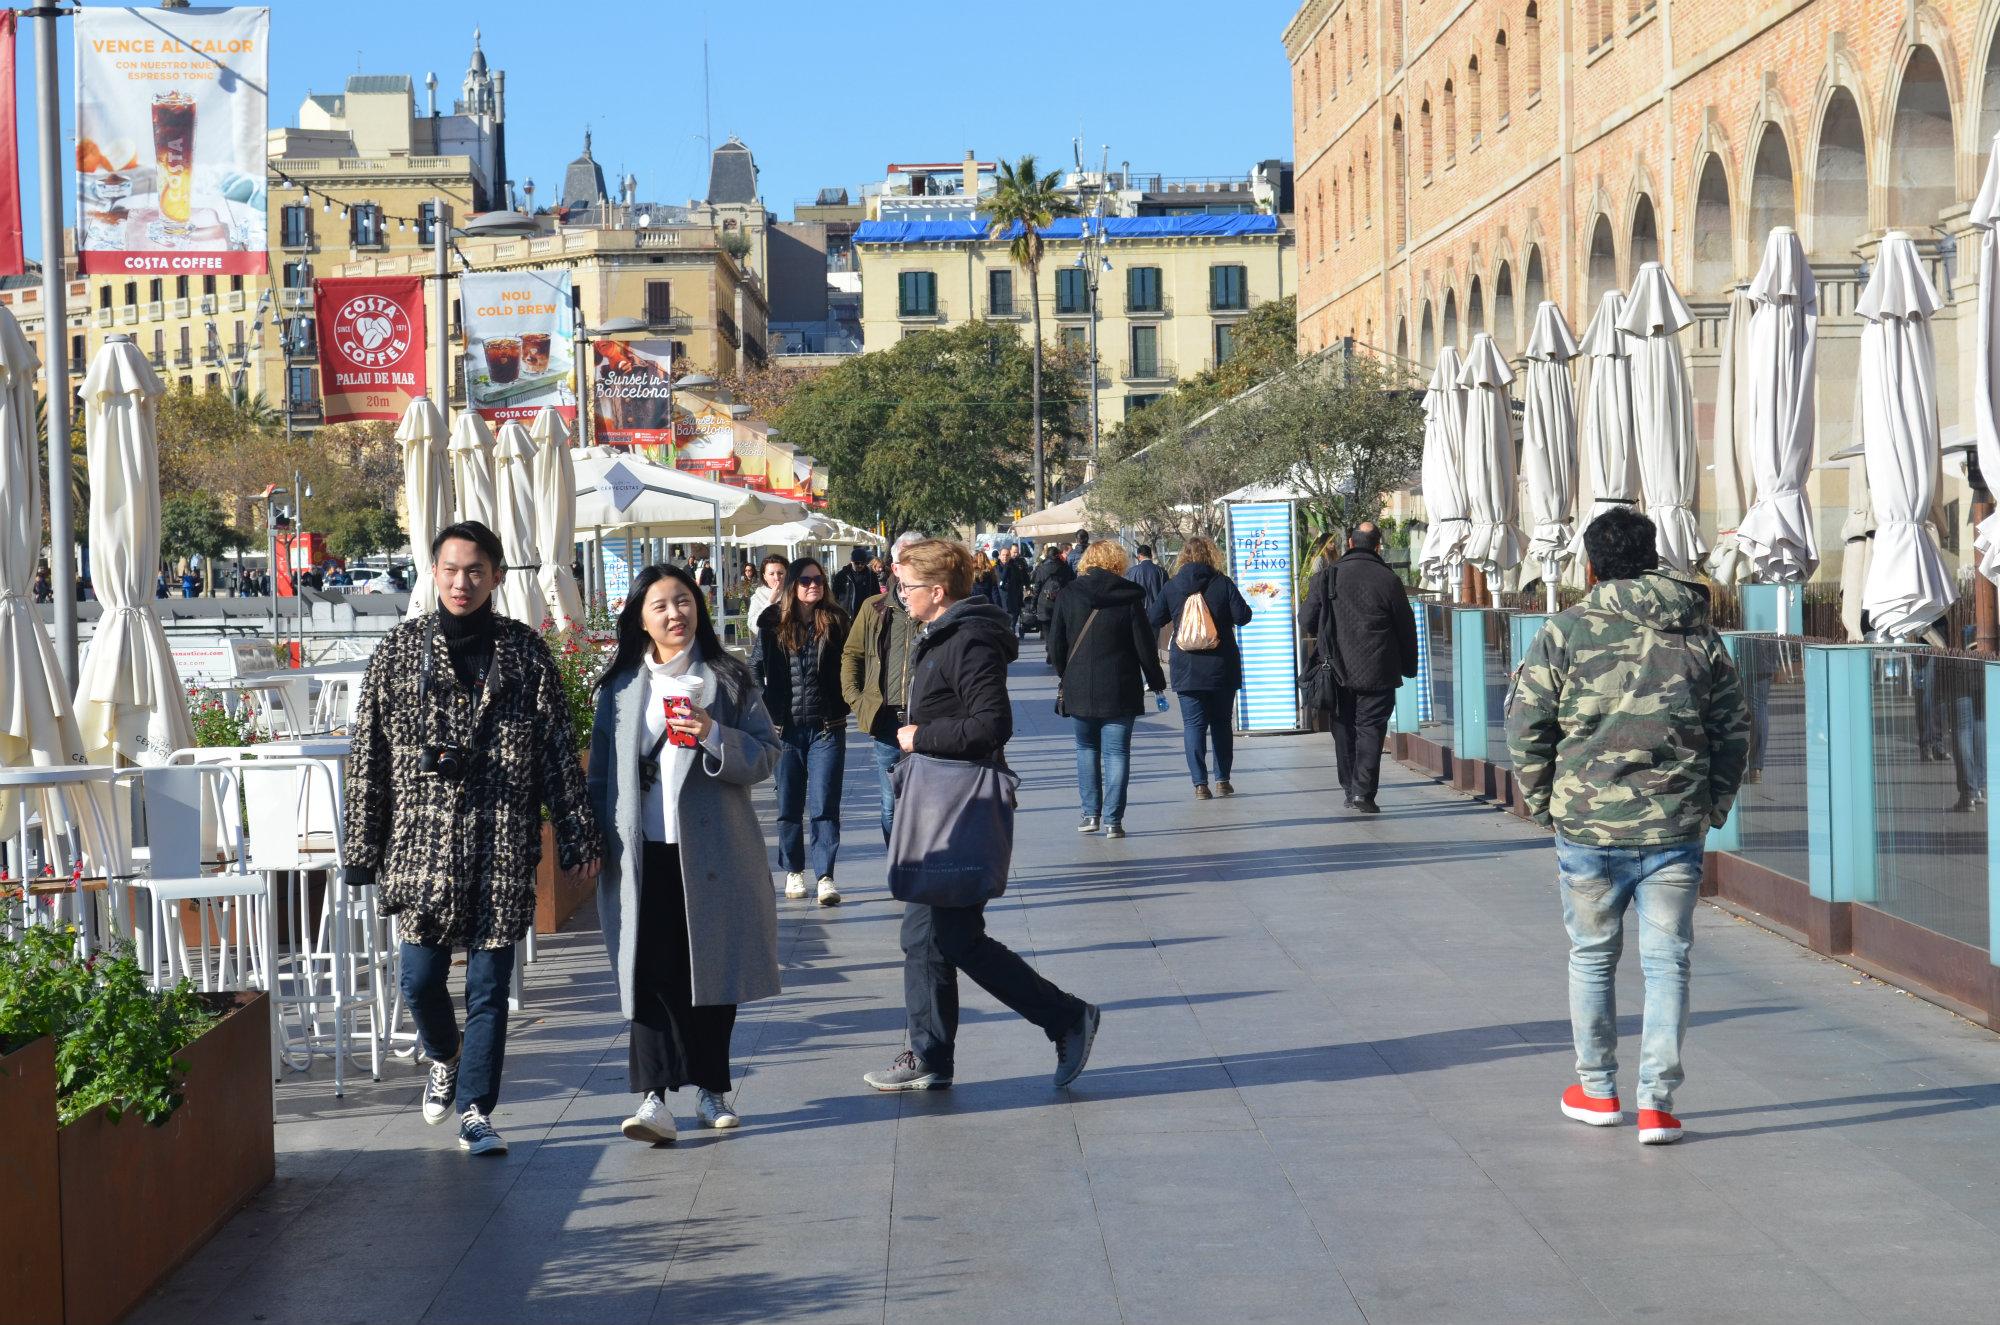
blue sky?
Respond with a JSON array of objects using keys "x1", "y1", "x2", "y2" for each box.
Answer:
[{"x1": 11, "y1": 0, "x2": 1293, "y2": 253}]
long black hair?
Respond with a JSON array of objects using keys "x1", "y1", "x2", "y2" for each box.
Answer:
[{"x1": 595, "y1": 563, "x2": 754, "y2": 700}]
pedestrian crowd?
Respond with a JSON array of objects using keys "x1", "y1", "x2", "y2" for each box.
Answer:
[{"x1": 340, "y1": 503, "x2": 1747, "y2": 1155}]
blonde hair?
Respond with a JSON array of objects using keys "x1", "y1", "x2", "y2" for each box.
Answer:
[
  {"x1": 1175, "y1": 536, "x2": 1222, "y2": 573},
  {"x1": 972, "y1": 551, "x2": 995, "y2": 577},
  {"x1": 1078, "y1": 540, "x2": 1129, "y2": 576},
  {"x1": 897, "y1": 539, "x2": 975, "y2": 599}
]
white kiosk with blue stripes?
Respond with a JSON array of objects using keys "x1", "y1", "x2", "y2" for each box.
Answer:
[{"x1": 1224, "y1": 498, "x2": 1303, "y2": 733}]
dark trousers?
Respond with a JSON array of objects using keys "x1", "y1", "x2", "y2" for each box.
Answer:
[
  {"x1": 901, "y1": 900, "x2": 1086, "y2": 1077},
  {"x1": 1332, "y1": 686, "x2": 1398, "y2": 801},
  {"x1": 400, "y1": 939, "x2": 516, "y2": 1116},
  {"x1": 631, "y1": 843, "x2": 737, "y2": 1094},
  {"x1": 774, "y1": 723, "x2": 845, "y2": 878},
  {"x1": 1177, "y1": 688, "x2": 1235, "y2": 785},
  {"x1": 871, "y1": 736, "x2": 902, "y2": 843}
]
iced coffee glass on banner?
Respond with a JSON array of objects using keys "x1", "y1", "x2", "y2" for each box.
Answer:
[
  {"x1": 522, "y1": 324, "x2": 552, "y2": 376},
  {"x1": 483, "y1": 336, "x2": 522, "y2": 386},
  {"x1": 152, "y1": 91, "x2": 196, "y2": 238}
]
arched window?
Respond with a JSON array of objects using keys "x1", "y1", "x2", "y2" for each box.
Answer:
[
  {"x1": 1692, "y1": 155, "x2": 1733, "y2": 294},
  {"x1": 1329, "y1": 177, "x2": 1340, "y2": 249},
  {"x1": 1468, "y1": 56, "x2": 1482, "y2": 144},
  {"x1": 1294, "y1": 62, "x2": 1305, "y2": 121},
  {"x1": 1343, "y1": 12, "x2": 1353, "y2": 82},
  {"x1": 1443, "y1": 288, "x2": 1460, "y2": 350},
  {"x1": 1814, "y1": 88, "x2": 1868, "y2": 257},
  {"x1": 1468, "y1": 276, "x2": 1486, "y2": 338},
  {"x1": 1889, "y1": 47, "x2": 1956, "y2": 230},
  {"x1": 1524, "y1": 244, "x2": 1546, "y2": 311},
  {"x1": 1328, "y1": 27, "x2": 1339, "y2": 98},
  {"x1": 1443, "y1": 80, "x2": 1458, "y2": 162},
  {"x1": 1396, "y1": 317, "x2": 1408, "y2": 365},
  {"x1": 1749, "y1": 123, "x2": 1797, "y2": 239},
  {"x1": 1363, "y1": 149, "x2": 1372, "y2": 224},
  {"x1": 1421, "y1": 300, "x2": 1436, "y2": 364},
  {"x1": 1316, "y1": 182, "x2": 1326, "y2": 258},
  {"x1": 1312, "y1": 47, "x2": 1322, "y2": 108},
  {"x1": 1495, "y1": 32, "x2": 1510, "y2": 122},
  {"x1": 1587, "y1": 215, "x2": 1617, "y2": 302},
  {"x1": 1630, "y1": 193, "x2": 1659, "y2": 267},
  {"x1": 1524, "y1": 3, "x2": 1542, "y2": 97},
  {"x1": 1420, "y1": 99, "x2": 1434, "y2": 180},
  {"x1": 1359, "y1": 4, "x2": 1369, "y2": 66},
  {"x1": 1494, "y1": 262, "x2": 1516, "y2": 355},
  {"x1": 1391, "y1": 116, "x2": 1408, "y2": 246},
  {"x1": 1347, "y1": 164, "x2": 1356, "y2": 239}
]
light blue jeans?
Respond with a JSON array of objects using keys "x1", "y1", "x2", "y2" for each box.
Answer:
[
  {"x1": 1072, "y1": 716, "x2": 1135, "y2": 825},
  {"x1": 1556, "y1": 836, "x2": 1704, "y2": 1113}
]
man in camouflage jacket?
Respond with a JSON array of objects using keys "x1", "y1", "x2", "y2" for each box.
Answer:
[{"x1": 1506, "y1": 508, "x2": 1749, "y2": 1146}]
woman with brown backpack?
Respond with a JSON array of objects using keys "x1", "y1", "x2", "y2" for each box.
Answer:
[{"x1": 1147, "y1": 536, "x2": 1253, "y2": 799}]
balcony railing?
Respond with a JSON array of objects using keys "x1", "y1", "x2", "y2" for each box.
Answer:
[
  {"x1": 982, "y1": 298, "x2": 1026, "y2": 320},
  {"x1": 1121, "y1": 357, "x2": 1176, "y2": 383},
  {"x1": 94, "y1": 309, "x2": 112, "y2": 328},
  {"x1": 171, "y1": 298, "x2": 190, "y2": 318},
  {"x1": 1125, "y1": 294, "x2": 1173, "y2": 317},
  {"x1": 144, "y1": 301, "x2": 164, "y2": 322},
  {"x1": 173, "y1": 350, "x2": 192, "y2": 367},
  {"x1": 645, "y1": 305, "x2": 693, "y2": 333},
  {"x1": 281, "y1": 290, "x2": 312, "y2": 310},
  {"x1": 226, "y1": 291, "x2": 246, "y2": 312},
  {"x1": 896, "y1": 301, "x2": 946, "y2": 322}
]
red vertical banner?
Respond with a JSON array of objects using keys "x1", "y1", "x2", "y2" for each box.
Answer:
[
  {"x1": 313, "y1": 276, "x2": 428, "y2": 423},
  {"x1": 0, "y1": 10, "x2": 22, "y2": 277}
]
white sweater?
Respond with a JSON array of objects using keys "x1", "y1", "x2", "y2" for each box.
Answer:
[{"x1": 639, "y1": 648, "x2": 720, "y2": 843}]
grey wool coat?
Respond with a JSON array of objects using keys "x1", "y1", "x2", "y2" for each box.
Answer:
[{"x1": 587, "y1": 647, "x2": 784, "y2": 1016}]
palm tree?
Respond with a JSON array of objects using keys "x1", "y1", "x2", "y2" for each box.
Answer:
[
  {"x1": 986, "y1": 155, "x2": 1076, "y2": 510},
  {"x1": 224, "y1": 383, "x2": 282, "y2": 429}
]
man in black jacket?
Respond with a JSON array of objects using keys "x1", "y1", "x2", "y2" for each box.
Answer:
[
  {"x1": 1027, "y1": 543, "x2": 1074, "y2": 636},
  {"x1": 832, "y1": 547, "x2": 880, "y2": 616},
  {"x1": 997, "y1": 545, "x2": 1030, "y2": 635},
  {"x1": 1300, "y1": 523, "x2": 1419, "y2": 813}
]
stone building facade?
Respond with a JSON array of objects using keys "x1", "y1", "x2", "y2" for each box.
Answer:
[{"x1": 1286, "y1": 0, "x2": 2000, "y2": 571}]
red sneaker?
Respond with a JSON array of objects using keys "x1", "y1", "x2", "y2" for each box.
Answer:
[
  {"x1": 1560, "y1": 1084, "x2": 1622, "y2": 1127},
  {"x1": 1637, "y1": 1109, "x2": 1683, "y2": 1144}
]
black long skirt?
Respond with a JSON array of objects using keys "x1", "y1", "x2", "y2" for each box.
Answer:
[{"x1": 631, "y1": 842, "x2": 738, "y2": 1094}]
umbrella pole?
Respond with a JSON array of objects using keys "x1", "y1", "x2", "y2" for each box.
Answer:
[
  {"x1": 34, "y1": 8, "x2": 77, "y2": 690},
  {"x1": 1544, "y1": 571, "x2": 1559, "y2": 614}
]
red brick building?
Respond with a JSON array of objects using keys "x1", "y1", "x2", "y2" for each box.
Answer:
[{"x1": 1286, "y1": 0, "x2": 2000, "y2": 566}]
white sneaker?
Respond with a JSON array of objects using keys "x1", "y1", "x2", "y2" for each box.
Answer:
[
  {"x1": 696, "y1": 1088, "x2": 740, "y2": 1129},
  {"x1": 817, "y1": 876, "x2": 841, "y2": 907},
  {"x1": 620, "y1": 1091, "x2": 678, "y2": 1144},
  {"x1": 784, "y1": 871, "x2": 808, "y2": 899}
]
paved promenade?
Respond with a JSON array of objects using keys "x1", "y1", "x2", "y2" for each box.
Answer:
[{"x1": 137, "y1": 641, "x2": 2000, "y2": 1323}]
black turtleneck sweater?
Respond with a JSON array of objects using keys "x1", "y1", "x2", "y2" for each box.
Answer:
[{"x1": 438, "y1": 599, "x2": 498, "y2": 690}]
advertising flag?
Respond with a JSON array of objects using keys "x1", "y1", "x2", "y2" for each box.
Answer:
[
  {"x1": 462, "y1": 270, "x2": 577, "y2": 425},
  {"x1": 74, "y1": 6, "x2": 270, "y2": 276},
  {"x1": 0, "y1": 11, "x2": 21, "y2": 277},
  {"x1": 314, "y1": 276, "x2": 427, "y2": 423},
  {"x1": 592, "y1": 337, "x2": 680, "y2": 455},
  {"x1": 677, "y1": 401, "x2": 738, "y2": 471}
]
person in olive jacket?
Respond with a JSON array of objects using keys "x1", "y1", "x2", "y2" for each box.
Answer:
[
  {"x1": 1147, "y1": 535, "x2": 1253, "y2": 799},
  {"x1": 1299, "y1": 522, "x2": 1419, "y2": 813},
  {"x1": 1045, "y1": 541, "x2": 1167, "y2": 837}
]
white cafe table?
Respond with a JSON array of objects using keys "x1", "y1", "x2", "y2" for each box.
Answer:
[{"x1": 0, "y1": 764, "x2": 127, "y2": 954}]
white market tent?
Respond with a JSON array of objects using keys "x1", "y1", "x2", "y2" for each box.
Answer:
[
  {"x1": 572, "y1": 448, "x2": 806, "y2": 538},
  {"x1": 1011, "y1": 493, "x2": 1097, "y2": 539}
]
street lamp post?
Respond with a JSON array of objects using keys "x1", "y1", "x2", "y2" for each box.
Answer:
[
  {"x1": 29, "y1": 2, "x2": 78, "y2": 690},
  {"x1": 1075, "y1": 222, "x2": 1111, "y2": 475},
  {"x1": 262, "y1": 485, "x2": 287, "y2": 652}
]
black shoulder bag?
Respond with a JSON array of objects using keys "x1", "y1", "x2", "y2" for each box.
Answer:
[
  {"x1": 1053, "y1": 608, "x2": 1101, "y2": 717},
  {"x1": 1301, "y1": 567, "x2": 1349, "y2": 712}
]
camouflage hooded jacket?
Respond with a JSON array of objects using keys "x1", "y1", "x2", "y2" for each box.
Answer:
[{"x1": 1506, "y1": 572, "x2": 1750, "y2": 847}]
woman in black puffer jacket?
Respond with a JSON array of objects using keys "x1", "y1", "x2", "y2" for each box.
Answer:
[{"x1": 751, "y1": 557, "x2": 850, "y2": 906}]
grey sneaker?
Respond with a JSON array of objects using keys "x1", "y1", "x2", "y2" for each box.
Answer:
[
  {"x1": 457, "y1": 1107, "x2": 507, "y2": 1155},
  {"x1": 863, "y1": 1050, "x2": 951, "y2": 1092},
  {"x1": 421, "y1": 1053, "x2": 460, "y2": 1125},
  {"x1": 696, "y1": 1088, "x2": 740, "y2": 1129},
  {"x1": 1104, "y1": 822, "x2": 1126, "y2": 839},
  {"x1": 1078, "y1": 815, "x2": 1100, "y2": 833},
  {"x1": 1053, "y1": 1004, "x2": 1101, "y2": 1089},
  {"x1": 621, "y1": 1091, "x2": 677, "y2": 1143}
]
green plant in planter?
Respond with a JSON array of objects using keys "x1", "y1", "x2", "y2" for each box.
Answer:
[
  {"x1": 542, "y1": 622, "x2": 614, "y2": 754},
  {"x1": 0, "y1": 926, "x2": 217, "y2": 1125},
  {"x1": 186, "y1": 686, "x2": 264, "y2": 749}
]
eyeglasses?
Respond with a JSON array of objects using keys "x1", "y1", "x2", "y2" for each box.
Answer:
[
  {"x1": 797, "y1": 575, "x2": 827, "y2": 587},
  {"x1": 900, "y1": 581, "x2": 940, "y2": 593}
]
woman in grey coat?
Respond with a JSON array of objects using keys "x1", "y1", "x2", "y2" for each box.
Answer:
[{"x1": 588, "y1": 564, "x2": 783, "y2": 1143}]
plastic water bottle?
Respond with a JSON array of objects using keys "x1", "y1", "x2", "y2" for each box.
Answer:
[{"x1": 1155, "y1": 692, "x2": 1169, "y2": 713}]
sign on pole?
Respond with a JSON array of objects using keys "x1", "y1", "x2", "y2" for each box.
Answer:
[
  {"x1": 591, "y1": 336, "x2": 681, "y2": 455},
  {"x1": 74, "y1": 6, "x2": 270, "y2": 276},
  {"x1": 462, "y1": 270, "x2": 577, "y2": 425},
  {"x1": 313, "y1": 275, "x2": 428, "y2": 423},
  {"x1": 1225, "y1": 499, "x2": 1302, "y2": 732},
  {"x1": 0, "y1": 11, "x2": 21, "y2": 277}
]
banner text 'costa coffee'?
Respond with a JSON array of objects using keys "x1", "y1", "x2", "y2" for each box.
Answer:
[{"x1": 314, "y1": 276, "x2": 427, "y2": 423}]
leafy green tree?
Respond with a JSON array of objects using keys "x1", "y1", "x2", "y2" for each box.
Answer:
[
  {"x1": 324, "y1": 505, "x2": 405, "y2": 562},
  {"x1": 776, "y1": 321, "x2": 1082, "y2": 535},
  {"x1": 985, "y1": 155, "x2": 1077, "y2": 509},
  {"x1": 159, "y1": 495, "x2": 237, "y2": 582},
  {"x1": 1229, "y1": 350, "x2": 1425, "y2": 538},
  {"x1": 1089, "y1": 393, "x2": 1253, "y2": 544}
]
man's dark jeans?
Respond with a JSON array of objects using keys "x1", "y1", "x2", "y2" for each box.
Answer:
[
  {"x1": 1332, "y1": 686, "x2": 1398, "y2": 801},
  {"x1": 400, "y1": 940, "x2": 516, "y2": 1115},
  {"x1": 775, "y1": 723, "x2": 846, "y2": 878},
  {"x1": 871, "y1": 737, "x2": 902, "y2": 843},
  {"x1": 901, "y1": 900, "x2": 1085, "y2": 1077}
]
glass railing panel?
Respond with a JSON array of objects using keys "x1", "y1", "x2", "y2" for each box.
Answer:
[
  {"x1": 1731, "y1": 634, "x2": 1810, "y2": 884},
  {"x1": 1866, "y1": 649, "x2": 1988, "y2": 948}
]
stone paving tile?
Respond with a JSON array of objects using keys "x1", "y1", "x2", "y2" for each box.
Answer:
[{"x1": 131, "y1": 638, "x2": 2000, "y2": 1323}]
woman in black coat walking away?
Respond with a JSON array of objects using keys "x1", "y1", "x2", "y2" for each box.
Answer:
[
  {"x1": 1027, "y1": 542, "x2": 1074, "y2": 636},
  {"x1": 862, "y1": 539, "x2": 1100, "y2": 1093},
  {"x1": 1046, "y1": 541, "x2": 1167, "y2": 837},
  {"x1": 751, "y1": 557, "x2": 850, "y2": 907},
  {"x1": 1147, "y1": 535, "x2": 1253, "y2": 799}
]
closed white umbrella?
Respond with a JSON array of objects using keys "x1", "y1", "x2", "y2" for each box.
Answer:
[
  {"x1": 491, "y1": 421, "x2": 541, "y2": 625},
  {"x1": 1858, "y1": 231, "x2": 1953, "y2": 640},
  {"x1": 530, "y1": 407, "x2": 584, "y2": 628},
  {"x1": 1520, "y1": 301, "x2": 1579, "y2": 608},
  {"x1": 1970, "y1": 130, "x2": 2000, "y2": 581},
  {"x1": 0, "y1": 304, "x2": 89, "y2": 802},
  {"x1": 1735, "y1": 227, "x2": 1819, "y2": 598},
  {"x1": 1458, "y1": 333, "x2": 1525, "y2": 579},
  {"x1": 1619, "y1": 263, "x2": 1706, "y2": 573},
  {"x1": 1571, "y1": 290, "x2": 1641, "y2": 567},
  {"x1": 395, "y1": 397, "x2": 452, "y2": 619},
  {"x1": 1705, "y1": 286, "x2": 1757, "y2": 585},
  {"x1": 449, "y1": 410, "x2": 499, "y2": 529},
  {"x1": 1417, "y1": 345, "x2": 1470, "y2": 594},
  {"x1": 73, "y1": 337, "x2": 196, "y2": 768}
]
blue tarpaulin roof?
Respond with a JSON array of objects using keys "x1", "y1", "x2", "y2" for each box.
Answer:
[{"x1": 854, "y1": 215, "x2": 1280, "y2": 244}]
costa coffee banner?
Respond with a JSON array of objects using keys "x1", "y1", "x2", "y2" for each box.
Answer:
[
  {"x1": 462, "y1": 270, "x2": 577, "y2": 425},
  {"x1": 313, "y1": 276, "x2": 427, "y2": 423},
  {"x1": 592, "y1": 337, "x2": 680, "y2": 456},
  {"x1": 74, "y1": 6, "x2": 270, "y2": 276},
  {"x1": 0, "y1": 11, "x2": 21, "y2": 277}
]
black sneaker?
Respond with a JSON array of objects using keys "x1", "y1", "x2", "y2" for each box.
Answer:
[
  {"x1": 1104, "y1": 823, "x2": 1126, "y2": 839},
  {"x1": 1053, "y1": 1004, "x2": 1101, "y2": 1088},
  {"x1": 457, "y1": 1107, "x2": 507, "y2": 1155},
  {"x1": 864, "y1": 1050, "x2": 951, "y2": 1092},
  {"x1": 421, "y1": 1054, "x2": 460, "y2": 1125},
  {"x1": 1352, "y1": 798, "x2": 1381, "y2": 814},
  {"x1": 1077, "y1": 816, "x2": 1100, "y2": 833}
]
